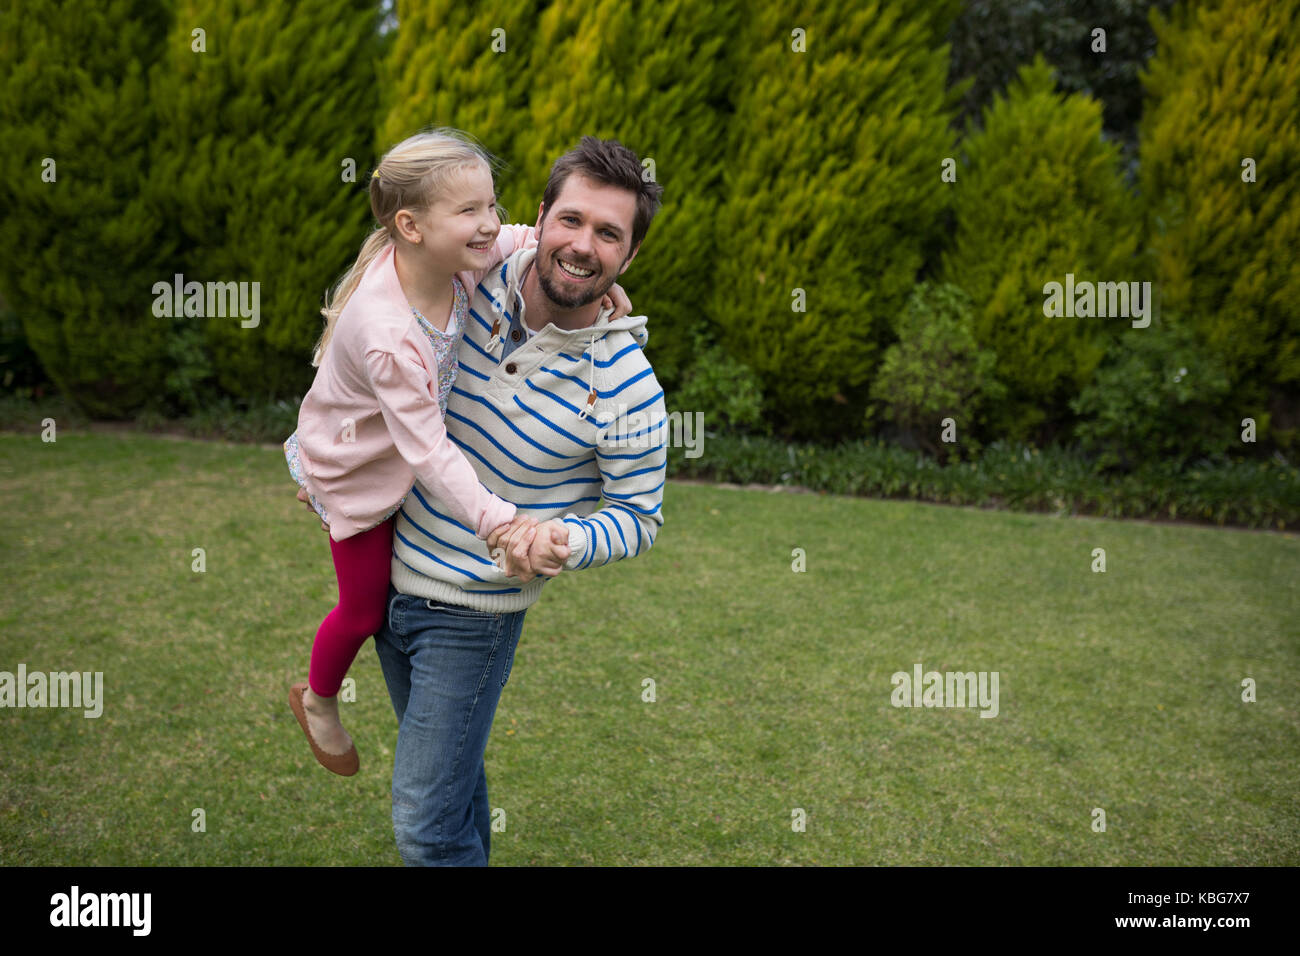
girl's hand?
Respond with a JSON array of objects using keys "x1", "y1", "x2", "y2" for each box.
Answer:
[
  {"x1": 602, "y1": 282, "x2": 633, "y2": 319},
  {"x1": 487, "y1": 514, "x2": 536, "y2": 552},
  {"x1": 296, "y1": 487, "x2": 329, "y2": 533}
]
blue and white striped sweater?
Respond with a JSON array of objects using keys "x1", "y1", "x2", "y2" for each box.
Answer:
[{"x1": 389, "y1": 246, "x2": 668, "y2": 612}]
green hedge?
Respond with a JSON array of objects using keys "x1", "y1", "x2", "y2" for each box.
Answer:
[
  {"x1": 668, "y1": 435, "x2": 1299, "y2": 530},
  {"x1": 2, "y1": 391, "x2": 1291, "y2": 530}
]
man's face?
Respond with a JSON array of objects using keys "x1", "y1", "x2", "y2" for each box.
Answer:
[{"x1": 533, "y1": 172, "x2": 639, "y2": 310}]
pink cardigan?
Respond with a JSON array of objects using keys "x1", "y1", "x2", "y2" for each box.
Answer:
[{"x1": 294, "y1": 226, "x2": 535, "y2": 541}]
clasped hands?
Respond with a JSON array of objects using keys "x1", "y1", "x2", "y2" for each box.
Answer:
[
  {"x1": 299, "y1": 487, "x2": 569, "y2": 582},
  {"x1": 485, "y1": 515, "x2": 571, "y2": 582}
]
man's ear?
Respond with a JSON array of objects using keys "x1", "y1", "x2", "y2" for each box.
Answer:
[
  {"x1": 618, "y1": 241, "x2": 641, "y2": 275},
  {"x1": 535, "y1": 203, "x2": 545, "y2": 230}
]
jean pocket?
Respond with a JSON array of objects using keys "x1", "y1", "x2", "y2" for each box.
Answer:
[{"x1": 500, "y1": 639, "x2": 517, "y2": 687}]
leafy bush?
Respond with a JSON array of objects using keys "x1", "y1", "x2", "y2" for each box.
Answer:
[
  {"x1": 947, "y1": 0, "x2": 1175, "y2": 156},
  {"x1": 0, "y1": 301, "x2": 50, "y2": 397},
  {"x1": 670, "y1": 343, "x2": 765, "y2": 433},
  {"x1": 148, "y1": 0, "x2": 382, "y2": 402},
  {"x1": 1069, "y1": 315, "x2": 1236, "y2": 471},
  {"x1": 867, "y1": 282, "x2": 1006, "y2": 460},
  {"x1": 0, "y1": 0, "x2": 173, "y2": 417}
]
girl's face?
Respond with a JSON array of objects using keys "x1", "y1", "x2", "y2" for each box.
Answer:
[{"x1": 404, "y1": 163, "x2": 501, "y2": 275}]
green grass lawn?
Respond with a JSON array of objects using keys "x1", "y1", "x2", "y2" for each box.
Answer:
[{"x1": 1, "y1": 430, "x2": 1297, "y2": 865}]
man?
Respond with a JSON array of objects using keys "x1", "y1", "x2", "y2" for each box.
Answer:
[{"x1": 370, "y1": 137, "x2": 665, "y2": 865}]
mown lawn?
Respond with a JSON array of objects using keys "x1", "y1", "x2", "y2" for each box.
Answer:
[{"x1": 0, "y1": 430, "x2": 1297, "y2": 865}]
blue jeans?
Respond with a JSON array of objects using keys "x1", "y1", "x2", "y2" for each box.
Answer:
[{"x1": 373, "y1": 584, "x2": 527, "y2": 866}]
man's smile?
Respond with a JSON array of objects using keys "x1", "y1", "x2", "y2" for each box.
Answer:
[{"x1": 555, "y1": 256, "x2": 597, "y2": 280}]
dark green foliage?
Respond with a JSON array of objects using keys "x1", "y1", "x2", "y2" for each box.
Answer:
[
  {"x1": 867, "y1": 282, "x2": 1006, "y2": 460},
  {"x1": 947, "y1": 0, "x2": 1176, "y2": 158},
  {"x1": 670, "y1": 336, "x2": 765, "y2": 434},
  {"x1": 1070, "y1": 315, "x2": 1236, "y2": 471},
  {"x1": 148, "y1": 0, "x2": 382, "y2": 407},
  {"x1": 666, "y1": 435, "x2": 1298, "y2": 529},
  {"x1": 0, "y1": 0, "x2": 173, "y2": 417},
  {"x1": 0, "y1": 297, "x2": 51, "y2": 396}
]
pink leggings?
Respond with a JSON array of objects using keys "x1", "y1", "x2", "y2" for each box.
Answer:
[{"x1": 308, "y1": 515, "x2": 396, "y2": 697}]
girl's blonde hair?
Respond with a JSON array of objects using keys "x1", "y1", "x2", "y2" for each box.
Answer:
[{"x1": 312, "y1": 128, "x2": 502, "y2": 366}]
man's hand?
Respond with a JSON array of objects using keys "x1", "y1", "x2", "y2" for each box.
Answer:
[
  {"x1": 297, "y1": 486, "x2": 329, "y2": 533},
  {"x1": 602, "y1": 282, "x2": 633, "y2": 319},
  {"x1": 488, "y1": 514, "x2": 539, "y2": 581},
  {"x1": 526, "y1": 519, "x2": 571, "y2": 578}
]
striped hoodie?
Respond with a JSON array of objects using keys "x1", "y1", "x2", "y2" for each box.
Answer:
[{"x1": 389, "y1": 245, "x2": 668, "y2": 612}]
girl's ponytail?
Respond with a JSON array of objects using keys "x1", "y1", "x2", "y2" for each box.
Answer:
[
  {"x1": 313, "y1": 227, "x2": 391, "y2": 367},
  {"x1": 310, "y1": 128, "x2": 502, "y2": 368}
]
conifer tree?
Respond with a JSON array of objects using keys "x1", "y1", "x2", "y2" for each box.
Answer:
[
  {"x1": 940, "y1": 55, "x2": 1140, "y2": 443},
  {"x1": 148, "y1": 0, "x2": 381, "y2": 404},
  {"x1": 0, "y1": 0, "x2": 173, "y2": 416},
  {"x1": 711, "y1": 0, "x2": 963, "y2": 440},
  {"x1": 1138, "y1": 0, "x2": 1300, "y2": 448},
  {"x1": 379, "y1": 0, "x2": 735, "y2": 392},
  {"x1": 377, "y1": 0, "x2": 540, "y2": 161}
]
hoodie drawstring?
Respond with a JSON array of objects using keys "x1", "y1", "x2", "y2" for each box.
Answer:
[
  {"x1": 577, "y1": 333, "x2": 599, "y2": 421},
  {"x1": 487, "y1": 315, "x2": 505, "y2": 356}
]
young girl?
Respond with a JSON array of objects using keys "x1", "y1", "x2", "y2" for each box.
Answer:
[{"x1": 284, "y1": 129, "x2": 628, "y2": 775}]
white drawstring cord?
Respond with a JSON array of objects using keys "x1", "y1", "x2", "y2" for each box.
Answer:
[{"x1": 576, "y1": 333, "x2": 598, "y2": 421}]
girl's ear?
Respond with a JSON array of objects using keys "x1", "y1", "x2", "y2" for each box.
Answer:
[{"x1": 393, "y1": 208, "x2": 423, "y2": 244}]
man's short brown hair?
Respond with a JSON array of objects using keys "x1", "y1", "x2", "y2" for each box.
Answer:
[{"x1": 541, "y1": 136, "x2": 664, "y2": 253}]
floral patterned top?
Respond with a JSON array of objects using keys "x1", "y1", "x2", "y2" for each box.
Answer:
[{"x1": 284, "y1": 275, "x2": 469, "y2": 529}]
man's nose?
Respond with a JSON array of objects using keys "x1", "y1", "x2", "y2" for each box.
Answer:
[{"x1": 568, "y1": 228, "x2": 595, "y2": 259}]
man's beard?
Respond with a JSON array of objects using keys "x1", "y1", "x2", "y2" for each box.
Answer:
[{"x1": 536, "y1": 250, "x2": 616, "y2": 310}]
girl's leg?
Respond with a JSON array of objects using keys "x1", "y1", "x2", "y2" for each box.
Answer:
[
  {"x1": 300, "y1": 516, "x2": 396, "y2": 756},
  {"x1": 311, "y1": 515, "x2": 396, "y2": 695}
]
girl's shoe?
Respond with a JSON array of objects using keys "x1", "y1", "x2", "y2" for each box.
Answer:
[{"x1": 289, "y1": 683, "x2": 359, "y2": 776}]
